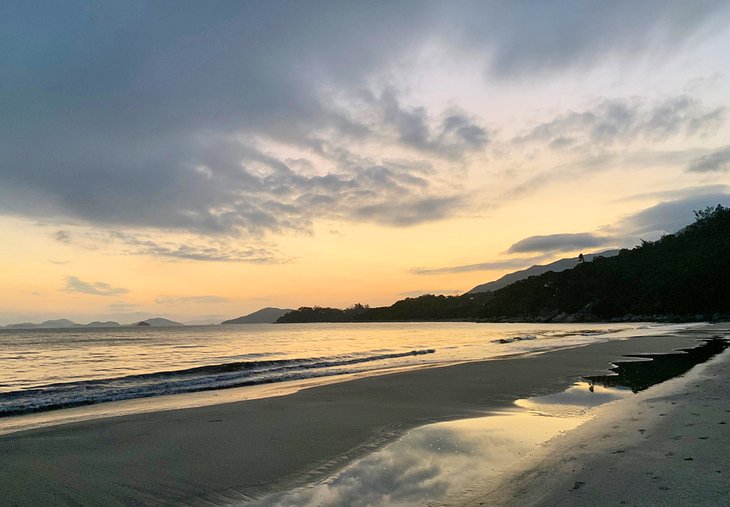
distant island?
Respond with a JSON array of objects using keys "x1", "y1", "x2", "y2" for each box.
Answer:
[
  {"x1": 133, "y1": 318, "x2": 184, "y2": 327},
  {"x1": 278, "y1": 205, "x2": 730, "y2": 324},
  {"x1": 1, "y1": 317, "x2": 183, "y2": 330},
  {"x1": 221, "y1": 307, "x2": 293, "y2": 324}
]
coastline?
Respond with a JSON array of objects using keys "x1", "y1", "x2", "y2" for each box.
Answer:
[
  {"x1": 0, "y1": 328, "x2": 724, "y2": 505},
  {"x1": 471, "y1": 324, "x2": 730, "y2": 506}
]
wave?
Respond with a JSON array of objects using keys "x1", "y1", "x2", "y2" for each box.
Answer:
[
  {"x1": 0, "y1": 348, "x2": 436, "y2": 417},
  {"x1": 493, "y1": 335, "x2": 538, "y2": 344},
  {"x1": 493, "y1": 328, "x2": 625, "y2": 345}
]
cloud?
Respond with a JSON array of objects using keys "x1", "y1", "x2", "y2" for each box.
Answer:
[
  {"x1": 352, "y1": 195, "x2": 463, "y2": 227},
  {"x1": 687, "y1": 146, "x2": 730, "y2": 173},
  {"x1": 513, "y1": 96, "x2": 725, "y2": 150},
  {"x1": 508, "y1": 233, "x2": 614, "y2": 254},
  {"x1": 500, "y1": 148, "x2": 713, "y2": 203},
  {"x1": 455, "y1": 1, "x2": 730, "y2": 79},
  {"x1": 64, "y1": 276, "x2": 129, "y2": 296},
  {"x1": 365, "y1": 89, "x2": 490, "y2": 158},
  {"x1": 54, "y1": 230, "x2": 71, "y2": 243},
  {"x1": 614, "y1": 184, "x2": 730, "y2": 203},
  {"x1": 615, "y1": 192, "x2": 730, "y2": 236},
  {"x1": 411, "y1": 256, "x2": 546, "y2": 275},
  {"x1": 1, "y1": 1, "x2": 727, "y2": 245},
  {"x1": 155, "y1": 295, "x2": 229, "y2": 304}
]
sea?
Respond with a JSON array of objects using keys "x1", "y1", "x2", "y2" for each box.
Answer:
[
  {"x1": 0, "y1": 321, "x2": 699, "y2": 421},
  {"x1": 0, "y1": 322, "x2": 686, "y2": 417}
]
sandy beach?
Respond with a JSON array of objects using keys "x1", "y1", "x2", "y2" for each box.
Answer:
[
  {"x1": 473, "y1": 326, "x2": 730, "y2": 506},
  {"x1": 0, "y1": 329, "x2": 726, "y2": 505}
]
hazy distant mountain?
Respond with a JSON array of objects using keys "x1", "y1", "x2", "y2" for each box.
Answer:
[
  {"x1": 134, "y1": 318, "x2": 184, "y2": 327},
  {"x1": 84, "y1": 321, "x2": 121, "y2": 328},
  {"x1": 3, "y1": 319, "x2": 122, "y2": 329},
  {"x1": 222, "y1": 307, "x2": 293, "y2": 324},
  {"x1": 467, "y1": 250, "x2": 619, "y2": 293},
  {"x1": 4, "y1": 319, "x2": 77, "y2": 329}
]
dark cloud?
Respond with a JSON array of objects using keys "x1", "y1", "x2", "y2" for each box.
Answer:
[
  {"x1": 1, "y1": 1, "x2": 727, "y2": 242},
  {"x1": 54, "y1": 230, "x2": 71, "y2": 243},
  {"x1": 514, "y1": 96, "x2": 725, "y2": 150},
  {"x1": 616, "y1": 192, "x2": 730, "y2": 236},
  {"x1": 353, "y1": 195, "x2": 463, "y2": 227},
  {"x1": 614, "y1": 184, "x2": 730, "y2": 203},
  {"x1": 508, "y1": 233, "x2": 614, "y2": 254},
  {"x1": 452, "y1": 0, "x2": 730, "y2": 79},
  {"x1": 114, "y1": 232, "x2": 288, "y2": 263},
  {"x1": 155, "y1": 295, "x2": 229, "y2": 305},
  {"x1": 367, "y1": 89, "x2": 489, "y2": 158},
  {"x1": 411, "y1": 256, "x2": 546, "y2": 275},
  {"x1": 64, "y1": 276, "x2": 129, "y2": 296},
  {"x1": 687, "y1": 146, "x2": 730, "y2": 173}
]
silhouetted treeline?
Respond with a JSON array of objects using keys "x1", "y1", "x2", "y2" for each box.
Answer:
[
  {"x1": 276, "y1": 304, "x2": 371, "y2": 323},
  {"x1": 277, "y1": 294, "x2": 494, "y2": 323},
  {"x1": 481, "y1": 205, "x2": 730, "y2": 321},
  {"x1": 277, "y1": 206, "x2": 730, "y2": 323}
]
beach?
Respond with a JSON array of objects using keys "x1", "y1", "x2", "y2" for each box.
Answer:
[
  {"x1": 0, "y1": 327, "x2": 727, "y2": 505},
  {"x1": 473, "y1": 325, "x2": 730, "y2": 506}
]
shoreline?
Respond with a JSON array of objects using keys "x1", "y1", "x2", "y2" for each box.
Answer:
[
  {"x1": 1, "y1": 322, "x2": 678, "y2": 435},
  {"x1": 472, "y1": 325, "x2": 730, "y2": 506},
  {"x1": 0, "y1": 327, "x2": 724, "y2": 505}
]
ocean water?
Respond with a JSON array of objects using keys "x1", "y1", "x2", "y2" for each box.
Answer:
[{"x1": 0, "y1": 321, "x2": 694, "y2": 417}]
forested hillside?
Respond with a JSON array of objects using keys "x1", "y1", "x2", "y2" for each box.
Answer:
[{"x1": 278, "y1": 206, "x2": 730, "y2": 323}]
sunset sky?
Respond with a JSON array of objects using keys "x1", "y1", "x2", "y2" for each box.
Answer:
[{"x1": 2, "y1": 1, "x2": 730, "y2": 325}]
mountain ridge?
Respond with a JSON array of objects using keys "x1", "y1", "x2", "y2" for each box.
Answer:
[
  {"x1": 221, "y1": 307, "x2": 293, "y2": 324},
  {"x1": 467, "y1": 250, "x2": 620, "y2": 293}
]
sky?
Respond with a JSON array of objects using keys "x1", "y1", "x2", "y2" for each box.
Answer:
[{"x1": 2, "y1": 1, "x2": 730, "y2": 325}]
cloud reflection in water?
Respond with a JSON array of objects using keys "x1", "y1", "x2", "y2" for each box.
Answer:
[{"x1": 246, "y1": 404, "x2": 596, "y2": 506}]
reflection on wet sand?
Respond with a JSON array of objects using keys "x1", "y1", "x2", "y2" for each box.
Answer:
[
  {"x1": 245, "y1": 411, "x2": 585, "y2": 507},
  {"x1": 244, "y1": 381, "x2": 623, "y2": 507},
  {"x1": 241, "y1": 337, "x2": 729, "y2": 507}
]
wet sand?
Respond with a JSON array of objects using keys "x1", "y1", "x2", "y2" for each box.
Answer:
[
  {"x1": 472, "y1": 326, "x2": 730, "y2": 506},
  {"x1": 0, "y1": 331, "x2": 718, "y2": 505}
]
